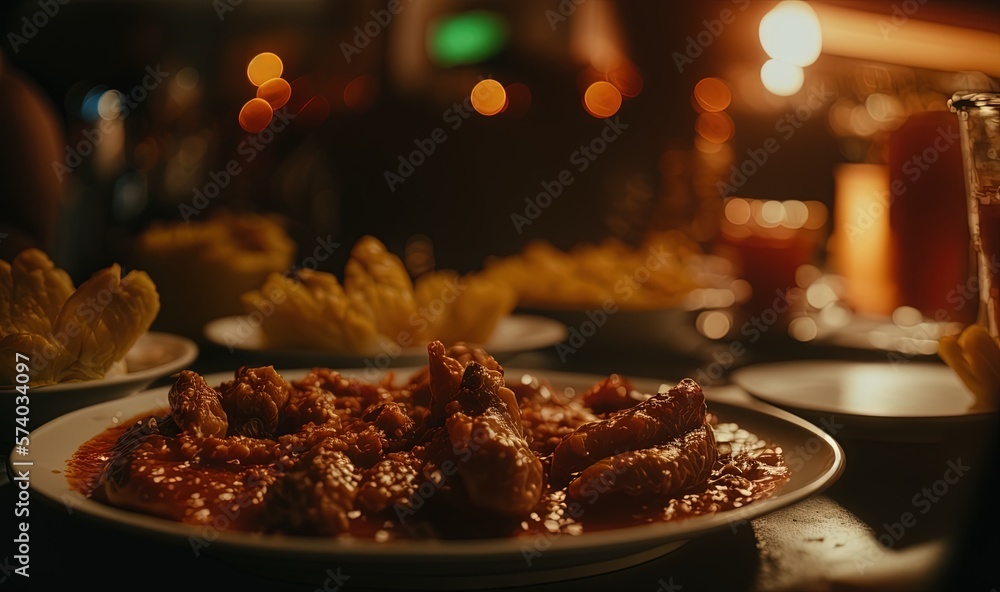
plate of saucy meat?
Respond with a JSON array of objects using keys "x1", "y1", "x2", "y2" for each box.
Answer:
[{"x1": 27, "y1": 342, "x2": 843, "y2": 588}]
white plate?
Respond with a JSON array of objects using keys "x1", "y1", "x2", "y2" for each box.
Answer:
[
  {"x1": 25, "y1": 368, "x2": 843, "y2": 588},
  {"x1": 1, "y1": 332, "x2": 198, "y2": 425},
  {"x1": 203, "y1": 314, "x2": 568, "y2": 366},
  {"x1": 731, "y1": 360, "x2": 997, "y2": 442}
]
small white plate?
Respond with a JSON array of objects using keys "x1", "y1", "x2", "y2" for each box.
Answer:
[
  {"x1": 1, "y1": 331, "x2": 198, "y2": 425},
  {"x1": 25, "y1": 369, "x2": 843, "y2": 588},
  {"x1": 203, "y1": 314, "x2": 568, "y2": 366},
  {"x1": 731, "y1": 360, "x2": 997, "y2": 442}
]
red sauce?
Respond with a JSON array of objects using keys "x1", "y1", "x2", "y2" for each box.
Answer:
[{"x1": 67, "y1": 406, "x2": 790, "y2": 541}]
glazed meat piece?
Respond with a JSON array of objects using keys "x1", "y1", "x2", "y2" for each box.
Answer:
[
  {"x1": 567, "y1": 425, "x2": 717, "y2": 501},
  {"x1": 261, "y1": 436, "x2": 360, "y2": 535},
  {"x1": 100, "y1": 432, "x2": 278, "y2": 528},
  {"x1": 217, "y1": 366, "x2": 292, "y2": 439},
  {"x1": 582, "y1": 374, "x2": 641, "y2": 415},
  {"x1": 519, "y1": 398, "x2": 597, "y2": 457},
  {"x1": 295, "y1": 368, "x2": 391, "y2": 411},
  {"x1": 280, "y1": 384, "x2": 344, "y2": 432},
  {"x1": 444, "y1": 362, "x2": 544, "y2": 516},
  {"x1": 425, "y1": 341, "x2": 503, "y2": 423},
  {"x1": 356, "y1": 451, "x2": 425, "y2": 514},
  {"x1": 168, "y1": 371, "x2": 228, "y2": 438},
  {"x1": 550, "y1": 378, "x2": 706, "y2": 486}
]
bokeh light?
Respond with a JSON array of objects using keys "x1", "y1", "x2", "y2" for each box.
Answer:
[
  {"x1": 247, "y1": 52, "x2": 283, "y2": 87},
  {"x1": 470, "y1": 79, "x2": 507, "y2": 116},
  {"x1": 344, "y1": 75, "x2": 378, "y2": 112},
  {"x1": 608, "y1": 62, "x2": 643, "y2": 98},
  {"x1": 760, "y1": 59, "x2": 804, "y2": 96},
  {"x1": 239, "y1": 98, "x2": 273, "y2": 133},
  {"x1": 583, "y1": 81, "x2": 622, "y2": 118},
  {"x1": 724, "y1": 198, "x2": 752, "y2": 225},
  {"x1": 503, "y1": 82, "x2": 532, "y2": 118},
  {"x1": 257, "y1": 77, "x2": 291, "y2": 109},
  {"x1": 759, "y1": 1, "x2": 822, "y2": 67},
  {"x1": 695, "y1": 111, "x2": 734, "y2": 143},
  {"x1": 296, "y1": 95, "x2": 331, "y2": 128},
  {"x1": 693, "y1": 78, "x2": 731, "y2": 112}
]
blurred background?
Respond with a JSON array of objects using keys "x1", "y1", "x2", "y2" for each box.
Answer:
[{"x1": 1, "y1": 0, "x2": 999, "y2": 346}]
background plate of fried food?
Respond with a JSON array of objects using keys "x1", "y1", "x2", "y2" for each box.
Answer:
[
  {"x1": 0, "y1": 248, "x2": 196, "y2": 423},
  {"x1": 26, "y1": 362, "x2": 843, "y2": 589},
  {"x1": 484, "y1": 232, "x2": 747, "y2": 352},
  {"x1": 203, "y1": 234, "x2": 567, "y2": 364}
]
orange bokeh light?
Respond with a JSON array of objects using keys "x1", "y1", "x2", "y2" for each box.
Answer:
[
  {"x1": 257, "y1": 77, "x2": 291, "y2": 109},
  {"x1": 247, "y1": 52, "x2": 283, "y2": 87},
  {"x1": 695, "y1": 111, "x2": 734, "y2": 143},
  {"x1": 239, "y1": 98, "x2": 273, "y2": 133},
  {"x1": 471, "y1": 79, "x2": 507, "y2": 116},
  {"x1": 608, "y1": 62, "x2": 643, "y2": 98},
  {"x1": 693, "y1": 77, "x2": 732, "y2": 112},
  {"x1": 583, "y1": 81, "x2": 622, "y2": 118}
]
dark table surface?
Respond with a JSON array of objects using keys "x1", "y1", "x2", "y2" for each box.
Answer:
[{"x1": 4, "y1": 336, "x2": 999, "y2": 591}]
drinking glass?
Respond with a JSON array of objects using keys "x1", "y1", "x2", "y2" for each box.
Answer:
[{"x1": 950, "y1": 92, "x2": 1000, "y2": 337}]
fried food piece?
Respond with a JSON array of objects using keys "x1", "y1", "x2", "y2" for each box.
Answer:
[
  {"x1": 218, "y1": 366, "x2": 292, "y2": 438},
  {"x1": 482, "y1": 232, "x2": 705, "y2": 310},
  {"x1": 444, "y1": 362, "x2": 544, "y2": 516},
  {"x1": 414, "y1": 270, "x2": 516, "y2": 344},
  {"x1": 242, "y1": 269, "x2": 379, "y2": 353},
  {"x1": 938, "y1": 324, "x2": 1000, "y2": 411},
  {"x1": 168, "y1": 370, "x2": 228, "y2": 438},
  {"x1": 0, "y1": 248, "x2": 74, "y2": 337},
  {"x1": 135, "y1": 212, "x2": 295, "y2": 337},
  {"x1": 343, "y1": 236, "x2": 417, "y2": 338},
  {"x1": 550, "y1": 378, "x2": 706, "y2": 486},
  {"x1": 261, "y1": 436, "x2": 360, "y2": 535},
  {"x1": 0, "y1": 258, "x2": 159, "y2": 386},
  {"x1": 582, "y1": 374, "x2": 641, "y2": 415},
  {"x1": 356, "y1": 451, "x2": 425, "y2": 515},
  {"x1": 567, "y1": 425, "x2": 717, "y2": 501}
]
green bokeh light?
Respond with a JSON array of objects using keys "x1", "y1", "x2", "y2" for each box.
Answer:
[{"x1": 428, "y1": 11, "x2": 509, "y2": 67}]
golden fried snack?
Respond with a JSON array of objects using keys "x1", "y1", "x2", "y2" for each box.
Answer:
[
  {"x1": 0, "y1": 248, "x2": 74, "y2": 337},
  {"x1": 0, "y1": 256, "x2": 160, "y2": 386},
  {"x1": 414, "y1": 271, "x2": 516, "y2": 344},
  {"x1": 241, "y1": 270, "x2": 379, "y2": 354},
  {"x1": 244, "y1": 236, "x2": 514, "y2": 353},
  {"x1": 344, "y1": 236, "x2": 418, "y2": 338},
  {"x1": 134, "y1": 212, "x2": 295, "y2": 337},
  {"x1": 483, "y1": 231, "x2": 705, "y2": 310},
  {"x1": 938, "y1": 324, "x2": 1000, "y2": 411}
]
